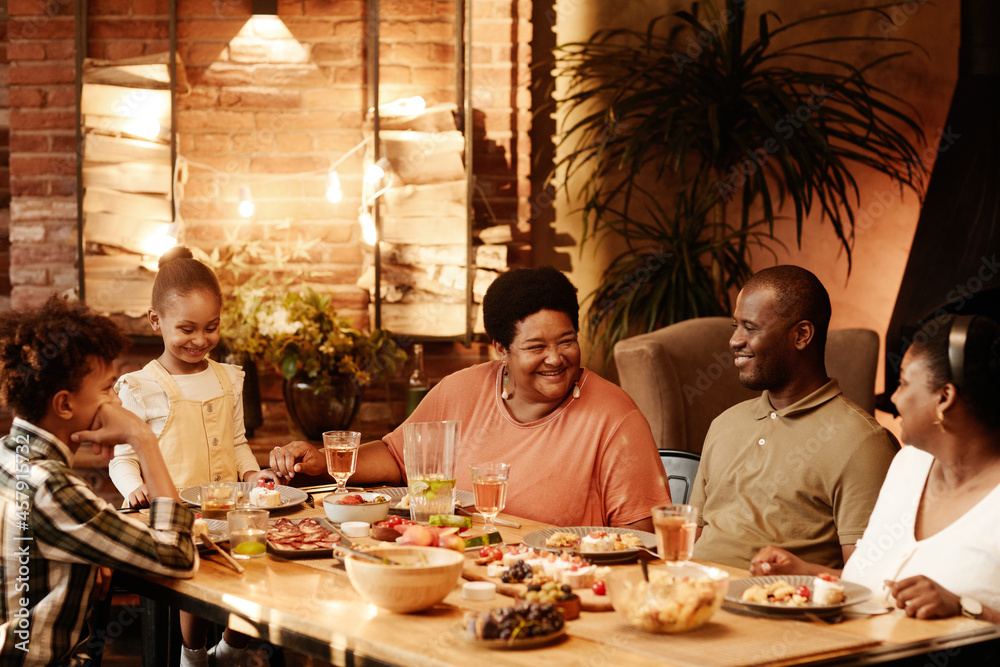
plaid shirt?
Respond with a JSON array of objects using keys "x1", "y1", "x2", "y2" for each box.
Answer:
[{"x1": 0, "y1": 419, "x2": 197, "y2": 665}]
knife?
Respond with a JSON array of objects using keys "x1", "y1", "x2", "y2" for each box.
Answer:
[
  {"x1": 456, "y1": 506, "x2": 521, "y2": 529},
  {"x1": 333, "y1": 544, "x2": 404, "y2": 566}
]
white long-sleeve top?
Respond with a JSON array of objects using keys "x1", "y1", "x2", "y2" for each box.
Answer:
[{"x1": 108, "y1": 363, "x2": 258, "y2": 499}]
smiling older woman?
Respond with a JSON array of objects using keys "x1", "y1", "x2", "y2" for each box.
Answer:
[
  {"x1": 271, "y1": 267, "x2": 671, "y2": 529},
  {"x1": 750, "y1": 314, "x2": 1000, "y2": 621}
]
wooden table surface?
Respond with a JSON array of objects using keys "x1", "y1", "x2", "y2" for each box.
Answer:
[{"x1": 121, "y1": 491, "x2": 1000, "y2": 667}]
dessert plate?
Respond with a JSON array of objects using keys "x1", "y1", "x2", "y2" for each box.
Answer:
[
  {"x1": 380, "y1": 486, "x2": 475, "y2": 516},
  {"x1": 522, "y1": 526, "x2": 657, "y2": 564},
  {"x1": 180, "y1": 482, "x2": 308, "y2": 511}
]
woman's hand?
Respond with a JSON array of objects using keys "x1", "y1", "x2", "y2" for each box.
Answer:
[
  {"x1": 749, "y1": 546, "x2": 817, "y2": 576},
  {"x1": 127, "y1": 484, "x2": 149, "y2": 508},
  {"x1": 269, "y1": 441, "x2": 325, "y2": 480},
  {"x1": 885, "y1": 576, "x2": 961, "y2": 619}
]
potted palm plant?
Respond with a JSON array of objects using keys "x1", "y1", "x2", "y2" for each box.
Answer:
[{"x1": 550, "y1": 0, "x2": 927, "y2": 360}]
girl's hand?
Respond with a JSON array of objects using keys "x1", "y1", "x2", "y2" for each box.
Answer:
[
  {"x1": 128, "y1": 484, "x2": 150, "y2": 508},
  {"x1": 244, "y1": 469, "x2": 280, "y2": 486},
  {"x1": 885, "y1": 576, "x2": 961, "y2": 619}
]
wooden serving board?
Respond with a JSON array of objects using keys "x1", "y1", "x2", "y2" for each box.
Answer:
[{"x1": 461, "y1": 558, "x2": 614, "y2": 612}]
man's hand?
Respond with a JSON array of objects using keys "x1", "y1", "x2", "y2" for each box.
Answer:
[
  {"x1": 886, "y1": 576, "x2": 961, "y2": 619},
  {"x1": 750, "y1": 546, "x2": 808, "y2": 576},
  {"x1": 269, "y1": 441, "x2": 325, "y2": 481},
  {"x1": 128, "y1": 484, "x2": 150, "y2": 508}
]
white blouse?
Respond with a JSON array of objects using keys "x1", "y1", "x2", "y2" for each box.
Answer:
[{"x1": 842, "y1": 445, "x2": 1000, "y2": 607}]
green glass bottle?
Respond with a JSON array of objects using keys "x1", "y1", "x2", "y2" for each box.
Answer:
[{"x1": 405, "y1": 343, "x2": 429, "y2": 416}]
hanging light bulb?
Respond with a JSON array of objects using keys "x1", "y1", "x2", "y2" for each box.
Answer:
[
  {"x1": 238, "y1": 185, "x2": 255, "y2": 218},
  {"x1": 326, "y1": 170, "x2": 343, "y2": 203},
  {"x1": 364, "y1": 158, "x2": 391, "y2": 186},
  {"x1": 359, "y1": 209, "x2": 377, "y2": 246}
]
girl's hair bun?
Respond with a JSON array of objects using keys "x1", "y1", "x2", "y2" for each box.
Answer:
[{"x1": 158, "y1": 245, "x2": 194, "y2": 269}]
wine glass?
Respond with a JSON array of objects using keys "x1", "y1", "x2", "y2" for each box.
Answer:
[
  {"x1": 323, "y1": 431, "x2": 361, "y2": 494},
  {"x1": 470, "y1": 462, "x2": 511, "y2": 533}
]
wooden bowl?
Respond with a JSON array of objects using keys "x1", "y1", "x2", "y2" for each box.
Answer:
[
  {"x1": 344, "y1": 546, "x2": 465, "y2": 613},
  {"x1": 323, "y1": 492, "x2": 390, "y2": 524}
]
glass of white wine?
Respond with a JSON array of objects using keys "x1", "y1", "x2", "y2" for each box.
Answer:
[
  {"x1": 470, "y1": 462, "x2": 511, "y2": 533},
  {"x1": 323, "y1": 431, "x2": 361, "y2": 494}
]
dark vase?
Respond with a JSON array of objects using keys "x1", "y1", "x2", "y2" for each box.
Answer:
[
  {"x1": 282, "y1": 374, "x2": 361, "y2": 441},
  {"x1": 224, "y1": 352, "x2": 263, "y2": 438}
]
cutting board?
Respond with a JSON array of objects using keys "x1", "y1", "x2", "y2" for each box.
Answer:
[{"x1": 461, "y1": 558, "x2": 615, "y2": 611}]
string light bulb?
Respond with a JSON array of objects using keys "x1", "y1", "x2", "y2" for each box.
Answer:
[
  {"x1": 326, "y1": 170, "x2": 343, "y2": 203},
  {"x1": 364, "y1": 158, "x2": 391, "y2": 186},
  {"x1": 238, "y1": 185, "x2": 255, "y2": 218},
  {"x1": 358, "y1": 209, "x2": 377, "y2": 246}
]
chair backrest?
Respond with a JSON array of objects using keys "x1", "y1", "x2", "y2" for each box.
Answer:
[
  {"x1": 659, "y1": 449, "x2": 700, "y2": 504},
  {"x1": 614, "y1": 317, "x2": 880, "y2": 454}
]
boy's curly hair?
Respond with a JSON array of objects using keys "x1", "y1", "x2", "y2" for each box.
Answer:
[{"x1": 0, "y1": 296, "x2": 129, "y2": 423}]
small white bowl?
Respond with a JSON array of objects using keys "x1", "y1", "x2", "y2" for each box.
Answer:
[
  {"x1": 340, "y1": 521, "x2": 370, "y2": 538},
  {"x1": 322, "y1": 492, "x2": 390, "y2": 524}
]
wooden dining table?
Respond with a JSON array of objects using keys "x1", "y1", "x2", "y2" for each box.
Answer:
[{"x1": 119, "y1": 492, "x2": 1000, "y2": 667}]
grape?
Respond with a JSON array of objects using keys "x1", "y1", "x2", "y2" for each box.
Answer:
[{"x1": 467, "y1": 602, "x2": 565, "y2": 640}]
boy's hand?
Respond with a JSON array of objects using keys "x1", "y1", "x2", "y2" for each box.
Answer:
[
  {"x1": 92, "y1": 567, "x2": 114, "y2": 602},
  {"x1": 128, "y1": 484, "x2": 150, "y2": 508},
  {"x1": 72, "y1": 402, "x2": 155, "y2": 453}
]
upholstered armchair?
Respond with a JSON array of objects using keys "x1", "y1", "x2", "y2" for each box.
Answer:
[{"x1": 614, "y1": 317, "x2": 880, "y2": 454}]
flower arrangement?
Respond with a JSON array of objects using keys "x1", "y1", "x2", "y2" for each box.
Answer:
[{"x1": 257, "y1": 286, "x2": 406, "y2": 389}]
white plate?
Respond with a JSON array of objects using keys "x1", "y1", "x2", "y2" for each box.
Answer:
[
  {"x1": 381, "y1": 486, "x2": 475, "y2": 514},
  {"x1": 203, "y1": 518, "x2": 229, "y2": 542},
  {"x1": 725, "y1": 575, "x2": 871, "y2": 618},
  {"x1": 180, "y1": 482, "x2": 308, "y2": 511},
  {"x1": 522, "y1": 526, "x2": 657, "y2": 563}
]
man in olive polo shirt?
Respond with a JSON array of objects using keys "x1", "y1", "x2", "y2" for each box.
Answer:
[{"x1": 689, "y1": 265, "x2": 898, "y2": 569}]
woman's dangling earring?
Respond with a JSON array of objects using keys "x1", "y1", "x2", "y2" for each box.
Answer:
[
  {"x1": 501, "y1": 364, "x2": 512, "y2": 400},
  {"x1": 572, "y1": 380, "x2": 581, "y2": 399}
]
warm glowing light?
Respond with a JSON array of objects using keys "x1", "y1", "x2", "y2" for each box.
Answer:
[
  {"x1": 364, "y1": 161, "x2": 386, "y2": 185},
  {"x1": 326, "y1": 171, "x2": 343, "y2": 204},
  {"x1": 380, "y1": 96, "x2": 426, "y2": 116},
  {"x1": 123, "y1": 118, "x2": 161, "y2": 140},
  {"x1": 238, "y1": 186, "x2": 255, "y2": 218},
  {"x1": 142, "y1": 231, "x2": 177, "y2": 257},
  {"x1": 359, "y1": 210, "x2": 377, "y2": 246}
]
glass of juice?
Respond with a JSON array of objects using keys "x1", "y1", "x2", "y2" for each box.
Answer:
[
  {"x1": 323, "y1": 431, "x2": 362, "y2": 495},
  {"x1": 470, "y1": 462, "x2": 510, "y2": 533},
  {"x1": 652, "y1": 504, "x2": 698, "y2": 561},
  {"x1": 200, "y1": 482, "x2": 237, "y2": 520},
  {"x1": 402, "y1": 420, "x2": 460, "y2": 523},
  {"x1": 228, "y1": 509, "x2": 269, "y2": 559}
]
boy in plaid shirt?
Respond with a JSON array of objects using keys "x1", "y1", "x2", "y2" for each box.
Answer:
[{"x1": 0, "y1": 297, "x2": 197, "y2": 665}]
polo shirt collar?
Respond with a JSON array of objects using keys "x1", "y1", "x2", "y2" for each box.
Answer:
[
  {"x1": 754, "y1": 379, "x2": 842, "y2": 420},
  {"x1": 10, "y1": 416, "x2": 73, "y2": 465}
]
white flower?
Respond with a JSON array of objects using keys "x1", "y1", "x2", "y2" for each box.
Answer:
[{"x1": 255, "y1": 308, "x2": 302, "y2": 337}]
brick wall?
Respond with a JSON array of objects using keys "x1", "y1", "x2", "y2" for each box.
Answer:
[
  {"x1": 2, "y1": 0, "x2": 535, "y2": 437},
  {"x1": 1, "y1": 3, "x2": 12, "y2": 310},
  {"x1": 6, "y1": 0, "x2": 78, "y2": 310}
]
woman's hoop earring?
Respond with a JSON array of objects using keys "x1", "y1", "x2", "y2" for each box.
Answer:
[
  {"x1": 501, "y1": 364, "x2": 512, "y2": 400},
  {"x1": 932, "y1": 410, "x2": 946, "y2": 431}
]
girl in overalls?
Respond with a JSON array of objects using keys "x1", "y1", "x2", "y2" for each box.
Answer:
[{"x1": 109, "y1": 245, "x2": 277, "y2": 667}]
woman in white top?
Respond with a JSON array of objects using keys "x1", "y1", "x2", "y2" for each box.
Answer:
[{"x1": 750, "y1": 314, "x2": 1000, "y2": 622}]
